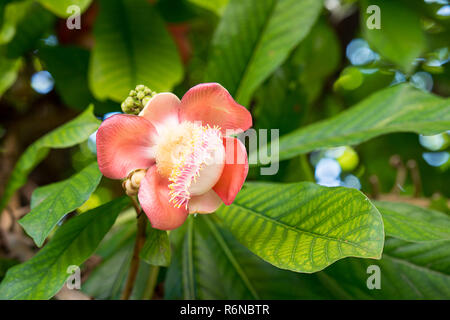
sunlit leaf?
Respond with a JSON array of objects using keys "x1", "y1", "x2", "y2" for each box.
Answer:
[
  {"x1": 37, "y1": 0, "x2": 92, "y2": 18},
  {"x1": 205, "y1": 0, "x2": 322, "y2": 105},
  {"x1": 19, "y1": 162, "x2": 103, "y2": 247},
  {"x1": 0, "y1": 197, "x2": 130, "y2": 300},
  {"x1": 89, "y1": 0, "x2": 183, "y2": 102},
  {"x1": 216, "y1": 182, "x2": 385, "y2": 273},
  {"x1": 0, "y1": 106, "x2": 100, "y2": 215}
]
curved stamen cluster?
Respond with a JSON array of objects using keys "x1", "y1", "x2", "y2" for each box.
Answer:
[{"x1": 168, "y1": 124, "x2": 222, "y2": 209}]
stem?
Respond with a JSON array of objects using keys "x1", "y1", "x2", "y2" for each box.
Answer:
[
  {"x1": 120, "y1": 197, "x2": 147, "y2": 300},
  {"x1": 142, "y1": 266, "x2": 160, "y2": 300}
]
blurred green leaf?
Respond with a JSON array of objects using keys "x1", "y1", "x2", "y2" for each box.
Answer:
[
  {"x1": 362, "y1": 0, "x2": 425, "y2": 73},
  {"x1": 89, "y1": 0, "x2": 183, "y2": 102},
  {"x1": 19, "y1": 162, "x2": 102, "y2": 247},
  {"x1": 216, "y1": 182, "x2": 384, "y2": 273},
  {"x1": 253, "y1": 68, "x2": 304, "y2": 135},
  {"x1": 0, "y1": 105, "x2": 100, "y2": 216},
  {"x1": 320, "y1": 238, "x2": 450, "y2": 299},
  {"x1": 0, "y1": 197, "x2": 129, "y2": 300},
  {"x1": 0, "y1": 56, "x2": 21, "y2": 98},
  {"x1": 205, "y1": 0, "x2": 322, "y2": 105},
  {"x1": 140, "y1": 227, "x2": 171, "y2": 267},
  {"x1": 0, "y1": 0, "x2": 29, "y2": 45},
  {"x1": 256, "y1": 84, "x2": 450, "y2": 163},
  {"x1": 291, "y1": 18, "x2": 341, "y2": 104},
  {"x1": 37, "y1": 0, "x2": 92, "y2": 18},
  {"x1": 39, "y1": 46, "x2": 94, "y2": 110},
  {"x1": 189, "y1": 0, "x2": 229, "y2": 15},
  {"x1": 375, "y1": 201, "x2": 450, "y2": 242},
  {"x1": 2, "y1": 1, "x2": 54, "y2": 58},
  {"x1": 0, "y1": 258, "x2": 18, "y2": 282},
  {"x1": 82, "y1": 217, "x2": 136, "y2": 299},
  {"x1": 165, "y1": 215, "x2": 334, "y2": 299}
]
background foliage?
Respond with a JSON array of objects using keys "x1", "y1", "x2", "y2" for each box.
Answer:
[{"x1": 0, "y1": 0, "x2": 449, "y2": 300}]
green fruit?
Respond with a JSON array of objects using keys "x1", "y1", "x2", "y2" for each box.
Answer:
[{"x1": 337, "y1": 147, "x2": 359, "y2": 171}]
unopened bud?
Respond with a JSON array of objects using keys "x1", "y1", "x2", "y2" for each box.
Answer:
[
  {"x1": 121, "y1": 85, "x2": 156, "y2": 115},
  {"x1": 122, "y1": 169, "x2": 147, "y2": 197},
  {"x1": 131, "y1": 169, "x2": 146, "y2": 188}
]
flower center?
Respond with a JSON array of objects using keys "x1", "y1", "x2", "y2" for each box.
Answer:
[{"x1": 155, "y1": 121, "x2": 225, "y2": 209}]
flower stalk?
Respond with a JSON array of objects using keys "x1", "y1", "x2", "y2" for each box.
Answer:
[{"x1": 120, "y1": 196, "x2": 147, "y2": 300}]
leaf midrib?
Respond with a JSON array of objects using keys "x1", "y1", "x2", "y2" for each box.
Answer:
[
  {"x1": 233, "y1": 0, "x2": 277, "y2": 101},
  {"x1": 230, "y1": 202, "x2": 379, "y2": 253},
  {"x1": 204, "y1": 216, "x2": 260, "y2": 299}
]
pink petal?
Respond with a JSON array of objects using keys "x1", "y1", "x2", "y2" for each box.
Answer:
[
  {"x1": 188, "y1": 190, "x2": 223, "y2": 214},
  {"x1": 139, "y1": 92, "x2": 181, "y2": 132},
  {"x1": 180, "y1": 83, "x2": 252, "y2": 135},
  {"x1": 97, "y1": 114, "x2": 157, "y2": 179},
  {"x1": 213, "y1": 137, "x2": 248, "y2": 205},
  {"x1": 138, "y1": 166, "x2": 188, "y2": 230}
]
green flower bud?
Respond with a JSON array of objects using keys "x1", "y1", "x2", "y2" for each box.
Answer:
[
  {"x1": 121, "y1": 85, "x2": 156, "y2": 115},
  {"x1": 137, "y1": 91, "x2": 146, "y2": 100}
]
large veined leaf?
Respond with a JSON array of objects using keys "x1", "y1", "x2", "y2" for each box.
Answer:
[
  {"x1": 0, "y1": 197, "x2": 130, "y2": 300},
  {"x1": 375, "y1": 201, "x2": 450, "y2": 242},
  {"x1": 37, "y1": 0, "x2": 92, "y2": 18},
  {"x1": 254, "y1": 84, "x2": 450, "y2": 163},
  {"x1": 140, "y1": 227, "x2": 171, "y2": 267},
  {"x1": 89, "y1": 0, "x2": 183, "y2": 102},
  {"x1": 19, "y1": 162, "x2": 103, "y2": 247},
  {"x1": 361, "y1": 0, "x2": 425, "y2": 73},
  {"x1": 165, "y1": 215, "x2": 334, "y2": 299},
  {"x1": 215, "y1": 182, "x2": 384, "y2": 273},
  {"x1": 0, "y1": 106, "x2": 100, "y2": 215},
  {"x1": 319, "y1": 238, "x2": 450, "y2": 299},
  {"x1": 205, "y1": 0, "x2": 322, "y2": 106},
  {"x1": 0, "y1": 56, "x2": 21, "y2": 98}
]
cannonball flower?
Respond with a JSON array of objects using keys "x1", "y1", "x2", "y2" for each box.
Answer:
[{"x1": 97, "y1": 83, "x2": 252, "y2": 230}]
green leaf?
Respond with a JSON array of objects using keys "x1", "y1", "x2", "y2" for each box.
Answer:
[
  {"x1": 36, "y1": 0, "x2": 92, "y2": 18},
  {"x1": 140, "y1": 227, "x2": 171, "y2": 267},
  {"x1": 165, "y1": 215, "x2": 334, "y2": 299},
  {"x1": 215, "y1": 182, "x2": 385, "y2": 273},
  {"x1": 0, "y1": 197, "x2": 130, "y2": 300},
  {"x1": 0, "y1": 0, "x2": 29, "y2": 45},
  {"x1": 0, "y1": 56, "x2": 21, "y2": 98},
  {"x1": 3, "y1": 1, "x2": 54, "y2": 58},
  {"x1": 362, "y1": 0, "x2": 425, "y2": 73},
  {"x1": 19, "y1": 162, "x2": 103, "y2": 247},
  {"x1": 320, "y1": 238, "x2": 450, "y2": 299},
  {"x1": 205, "y1": 0, "x2": 322, "y2": 105},
  {"x1": 255, "y1": 84, "x2": 450, "y2": 163},
  {"x1": 39, "y1": 46, "x2": 95, "y2": 110},
  {"x1": 89, "y1": 0, "x2": 183, "y2": 102},
  {"x1": 375, "y1": 201, "x2": 450, "y2": 242},
  {"x1": 82, "y1": 217, "x2": 136, "y2": 299},
  {"x1": 189, "y1": 0, "x2": 229, "y2": 15},
  {"x1": 0, "y1": 106, "x2": 100, "y2": 216}
]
